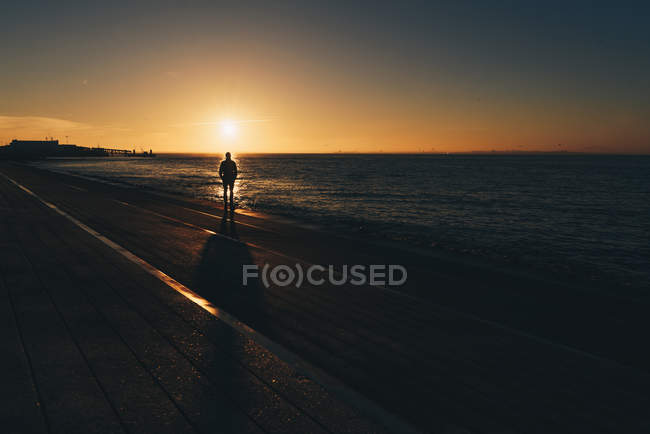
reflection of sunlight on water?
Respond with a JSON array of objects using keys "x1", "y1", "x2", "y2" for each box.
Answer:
[
  {"x1": 207, "y1": 182, "x2": 219, "y2": 200},
  {"x1": 215, "y1": 179, "x2": 243, "y2": 203}
]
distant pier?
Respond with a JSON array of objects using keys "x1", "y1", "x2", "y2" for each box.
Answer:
[{"x1": 0, "y1": 139, "x2": 155, "y2": 159}]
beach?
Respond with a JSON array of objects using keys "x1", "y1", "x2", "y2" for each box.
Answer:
[{"x1": 2, "y1": 161, "x2": 650, "y2": 433}]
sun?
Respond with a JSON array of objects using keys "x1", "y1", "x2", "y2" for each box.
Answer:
[{"x1": 219, "y1": 119, "x2": 238, "y2": 139}]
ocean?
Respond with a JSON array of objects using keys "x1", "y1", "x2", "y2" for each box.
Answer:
[{"x1": 32, "y1": 154, "x2": 650, "y2": 292}]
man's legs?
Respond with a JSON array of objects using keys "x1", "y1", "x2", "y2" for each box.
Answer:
[
  {"x1": 228, "y1": 181, "x2": 234, "y2": 210},
  {"x1": 223, "y1": 181, "x2": 235, "y2": 211},
  {"x1": 223, "y1": 183, "x2": 229, "y2": 210}
]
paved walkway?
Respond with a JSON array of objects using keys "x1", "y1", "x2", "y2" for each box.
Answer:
[
  {"x1": 2, "y1": 162, "x2": 650, "y2": 433},
  {"x1": 0, "y1": 166, "x2": 386, "y2": 434}
]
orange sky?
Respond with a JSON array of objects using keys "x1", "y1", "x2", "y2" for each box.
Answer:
[{"x1": 1, "y1": 2, "x2": 649, "y2": 154}]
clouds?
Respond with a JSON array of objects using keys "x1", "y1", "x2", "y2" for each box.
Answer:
[
  {"x1": 171, "y1": 119, "x2": 271, "y2": 128},
  {"x1": 0, "y1": 115, "x2": 91, "y2": 131},
  {"x1": 0, "y1": 116, "x2": 131, "y2": 144}
]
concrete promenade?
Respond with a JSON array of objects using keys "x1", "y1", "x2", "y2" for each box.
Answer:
[
  {"x1": 0, "y1": 165, "x2": 386, "y2": 434},
  {"x1": 1, "y1": 162, "x2": 650, "y2": 433}
]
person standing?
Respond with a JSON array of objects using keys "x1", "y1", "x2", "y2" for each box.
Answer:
[{"x1": 219, "y1": 152, "x2": 238, "y2": 211}]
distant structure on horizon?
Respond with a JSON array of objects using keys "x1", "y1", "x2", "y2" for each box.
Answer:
[
  {"x1": 1, "y1": 139, "x2": 155, "y2": 159},
  {"x1": 9, "y1": 139, "x2": 60, "y2": 155}
]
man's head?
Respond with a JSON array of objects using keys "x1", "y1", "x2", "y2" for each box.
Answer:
[{"x1": 225, "y1": 152, "x2": 231, "y2": 160}]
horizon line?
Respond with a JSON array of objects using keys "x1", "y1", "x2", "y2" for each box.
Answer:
[{"x1": 156, "y1": 151, "x2": 650, "y2": 156}]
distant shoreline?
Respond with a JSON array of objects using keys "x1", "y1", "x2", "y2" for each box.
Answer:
[{"x1": 151, "y1": 151, "x2": 650, "y2": 157}]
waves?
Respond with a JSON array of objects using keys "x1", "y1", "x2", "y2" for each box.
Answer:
[{"x1": 32, "y1": 153, "x2": 650, "y2": 291}]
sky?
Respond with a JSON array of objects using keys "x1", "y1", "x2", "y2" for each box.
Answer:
[{"x1": 1, "y1": 0, "x2": 649, "y2": 154}]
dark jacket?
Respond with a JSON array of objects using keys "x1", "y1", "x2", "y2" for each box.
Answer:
[{"x1": 219, "y1": 159, "x2": 237, "y2": 182}]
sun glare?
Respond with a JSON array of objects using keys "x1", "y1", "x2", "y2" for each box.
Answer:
[{"x1": 219, "y1": 120, "x2": 238, "y2": 139}]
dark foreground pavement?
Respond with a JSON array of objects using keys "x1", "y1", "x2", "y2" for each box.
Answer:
[
  {"x1": 1, "y1": 161, "x2": 649, "y2": 433},
  {"x1": 0, "y1": 165, "x2": 386, "y2": 434}
]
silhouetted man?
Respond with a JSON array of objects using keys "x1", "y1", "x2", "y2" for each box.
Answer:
[{"x1": 219, "y1": 152, "x2": 237, "y2": 211}]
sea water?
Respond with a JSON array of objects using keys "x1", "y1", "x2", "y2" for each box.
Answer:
[{"x1": 32, "y1": 154, "x2": 650, "y2": 291}]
